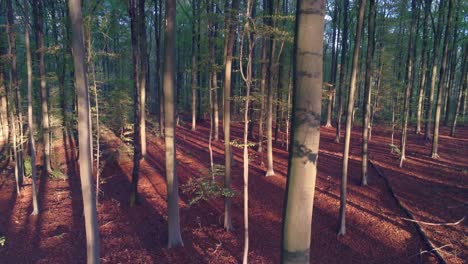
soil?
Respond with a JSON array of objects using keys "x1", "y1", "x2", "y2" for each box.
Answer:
[{"x1": 0, "y1": 120, "x2": 466, "y2": 264}]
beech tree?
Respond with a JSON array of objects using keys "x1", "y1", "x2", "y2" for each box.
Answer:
[
  {"x1": 69, "y1": 0, "x2": 100, "y2": 262},
  {"x1": 164, "y1": 0, "x2": 183, "y2": 247},
  {"x1": 338, "y1": 0, "x2": 366, "y2": 236},
  {"x1": 281, "y1": 0, "x2": 325, "y2": 262},
  {"x1": 335, "y1": 0, "x2": 349, "y2": 143}
]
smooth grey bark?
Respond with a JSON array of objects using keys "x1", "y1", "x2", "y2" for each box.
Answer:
[
  {"x1": 450, "y1": 45, "x2": 467, "y2": 137},
  {"x1": 139, "y1": 0, "x2": 147, "y2": 157},
  {"x1": 281, "y1": 1, "x2": 325, "y2": 262},
  {"x1": 164, "y1": 0, "x2": 183, "y2": 247},
  {"x1": 69, "y1": 0, "x2": 100, "y2": 262},
  {"x1": 338, "y1": 0, "x2": 366, "y2": 236}
]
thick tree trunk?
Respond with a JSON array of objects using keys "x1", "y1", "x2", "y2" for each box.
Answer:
[
  {"x1": 361, "y1": 0, "x2": 376, "y2": 186},
  {"x1": 281, "y1": 1, "x2": 325, "y2": 262},
  {"x1": 164, "y1": 0, "x2": 183, "y2": 247},
  {"x1": 338, "y1": 0, "x2": 366, "y2": 236},
  {"x1": 335, "y1": 0, "x2": 349, "y2": 143},
  {"x1": 32, "y1": 0, "x2": 51, "y2": 174},
  {"x1": 431, "y1": 0, "x2": 453, "y2": 159},
  {"x1": 68, "y1": 0, "x2": 100, "y2": 262},
  {"x1": 399, "y1": 0, "x2": 418, "y2": 168}
]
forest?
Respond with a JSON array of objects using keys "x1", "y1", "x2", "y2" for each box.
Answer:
[{"x1": 0, "y1": 0, "x2": 467, "y2": 263}]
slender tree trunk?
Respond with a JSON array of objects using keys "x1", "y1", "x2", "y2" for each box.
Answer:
[
  {"x1": 281, "y1": 1, "x2": 325, "y2": 262},
  {"x1": 425, "y1": 0, "x2": 443, "y2": 140},
  {"x1": 444, "y1": 3, "x2": 459, "y2": 126},
  {"x1": 257, "y1": 38, "x2": 267, "y2": 152},
  {"x1": 431, "y1": 0, "x2": 453, "y2": 159},
  {"x1": 222, "y1": 0, "x2": 239, "y2": 232},
  {"x1": 369, "y1": 44, "x2": 384, "y2": 140},
  {"x1": 361, "y1": 0, "x2": 376, "y2": 186},
  {"x1": 7, "y1": 0, "x2": 25, "y2": 187},
  {"x1": 191, "y1": 0, "x2": 197, "y2": 131},
  {"x1": 239, "y1": 2, "x2": 255, "y2": 261},
  {"x1": 128, "y1": 0, "x2": 142, "y2": 206},
  {"x1": 139, "y1": 0, "x2": 147, "y2": 157},
  {"x1": 399, "y1": 0, "x2": 418, "y2": 168},
  {"x1": 32, "y1": 0, "x2": 51, "y2": 174},
  {"x1": 416, "y1": 0, "x2": 430, "y2": 135},
  {"x1": 24, "y1": 0, "x2": 39, "y2": 215},
  {"x1": 265, "y1": 0, "x2": 276, "y2": 177},
  {"x1": 335, "y1": 0, "x2": 349, "y2": 143},
  {"x1": 450, "y1": 45, "x2": 467, "y2": 137},
  {"x1": 69, "y1": 0, "x2": 100, "y2": 262},
  {"x1": 338, "y1": 0, "x2": 366, "y2": 236},
  {"x1": 164, "y1": 0, "x2": 183, "y2": 247}
]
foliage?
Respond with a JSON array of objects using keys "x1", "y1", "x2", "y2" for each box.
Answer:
[
  {"x1": 389, "y1": 144, "x2": 401, "y2": 154},
  {"x1": 0, "y1": 235, "x2": 5, "y2": 247},
  {"x1": 182, "y1": 164, "x2": 236, "y2": 206},
  {"x1": 49, "y1": 169, "x2": 68, "y2": 180},
  {"x1": 23, "y1": 156, "x2": 32, "y2": 178}
]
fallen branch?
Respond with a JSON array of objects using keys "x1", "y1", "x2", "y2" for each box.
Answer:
[
  {"x1": 401, "y1": 216, "x2": 465, "y2": 226},
  {"x1": 369, "y1": 160, "x2": 448, "y2": 264}
]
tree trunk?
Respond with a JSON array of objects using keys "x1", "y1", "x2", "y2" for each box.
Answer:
[
  {"x1": 222, "y1": 0, "x2": 239, "y2": 232},
  {"x1": 265, "y1": 0, "x2": 276, "y2": 177},
  {"x1": 399, "y1": 0, "x2": 418, "y2": 168},
  {"x1": 416, "y1": 0, "x2": 430, "y2": 135},
  {"x1": 24, "y1": 0, "x2": 39, "y2": 215},
  {"x1": 139, "y1": 0, "x2": 147, "y2": 157},
  {"x1": 338, "y1": 0, "x2": 366, "y2": 236},
  {"x1": 68, "y1": 0, "x2": 100, "y2": 262},
  {"x1": 335, "y1": 0, "x2": 349, "y2": 143},
  {"x1": 450, "y1": 45, "x2": 467, "y2": 137},
  {"x1": 128, "y1": 0, "x2": 142, "y2": 207},
  {"x1": 431, "y1": 0, "x2": 453, "y2": 159},
  {"x1": 257, "y1": 38, "x2": 267, "y2": 152},
  {"x1": 361, "y1": 0, "x2": 376, "y2": 186},
  {"x1": 164, "y1": 0, "x2": 183, "y2": 247},
  {"x1": 7, "y1": 0, "x2": 25, "y2": 188},
  {"x1": 444, "y1": 3, "x2": 459, "y2": 126},
  {"x1": 191, "y1": 0, "x2": 197, "y2": 131},
  {"x1": 281, "y1": 1, "x2": 325, "y2": 262},
  {"x1": 424, "y1": 0, "x2": 443, "y2": 140}
]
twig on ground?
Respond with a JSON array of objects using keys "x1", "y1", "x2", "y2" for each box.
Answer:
[{"x1": 401, "y1": 216, "x2": 465, "y2": 226}]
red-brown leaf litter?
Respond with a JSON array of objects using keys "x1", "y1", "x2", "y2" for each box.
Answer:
[{"x1": 1, "y1": 121, "x2": 467, "y2": 263}]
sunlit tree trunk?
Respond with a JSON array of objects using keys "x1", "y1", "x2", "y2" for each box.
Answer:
[
  {"x1": 222, "y1": 0, "x2": 239, "y2": 232},
  {"x1": 257, "y1": 38, "x2": 267, "y2": 152},
  {"x1": 68, "y1": 0, "x2": 100, "y2": 262},
  {"x1": 338, "y1": 0, "x2": 366, "y2": 236},
  {"x1": 399, "y1": 0, "x2": 418, "y2": 168},
  {"x1": 281, "y1": 1, "x2": 325, "y2": 262},
  {"x1": 164, "y1": 0, "x2": 183, "y2": 247},
  {"x1": 139, "y1": 0, "x2": 147, "y2": 157},
  {"x1": 265, "y1": 0, "x2": 276, "y2": 177},
  {"x1": 431, "y1": 0, "x2": 453, "y2": 159},
  {"x1": 191, "y1": 0, "x2": 197, "y2": 131}
]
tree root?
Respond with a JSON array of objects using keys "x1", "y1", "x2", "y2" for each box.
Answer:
[{"x1": 369, "y1": 160, "x2": 448, "y2": 264}]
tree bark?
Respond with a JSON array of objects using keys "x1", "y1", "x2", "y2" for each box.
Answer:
[
  {"x1": 68, "y1": 0, "x2": 100, "y2": 262},
  {"x1": 431, "y1": 0, "x2": 453, "y2": 159},
  {"x1": 164, "y1": 0, "x2": 183, "y2": 247},
  {"x1": 416, "y1": 0, "x2": 430, "y2": 135},
  {"x1": 222, "y1": 0, "x2": 239, "y2": 232},
  {"x1": 361, "y1": 0, "x2": 376, "y2": 186},
  {"x1": 139, "y1": 0, "x2": 147, "y2": 157},
  {"x1": 32, "y1": 0, "x2": 51, "y2": 174},
  {"x1": 191, "y1": 0, "x2": 198, "y2": 131},
  {"x1": 265, "y1": 0, "x2": 276, "y2": 177},
  {"x1": 338, "y1": 0, "x2": 366, "y2": 236},
  {"x1": 335, "y1": 0, "x2": 349, "y2": 143},
  {"x1": 450, "y1": 45, "x2": 467, "y2": 137},
  {"x1": 399, "y1": 0, "x2": 418, "y2": 168},
  {"x1": 281, "y1": 1, "x2": 325, "y2": 262}
]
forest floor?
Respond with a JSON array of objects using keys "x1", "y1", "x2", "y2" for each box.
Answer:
[{"x1": 0, "y1": 120, "x2": 467, "y2": 264}]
